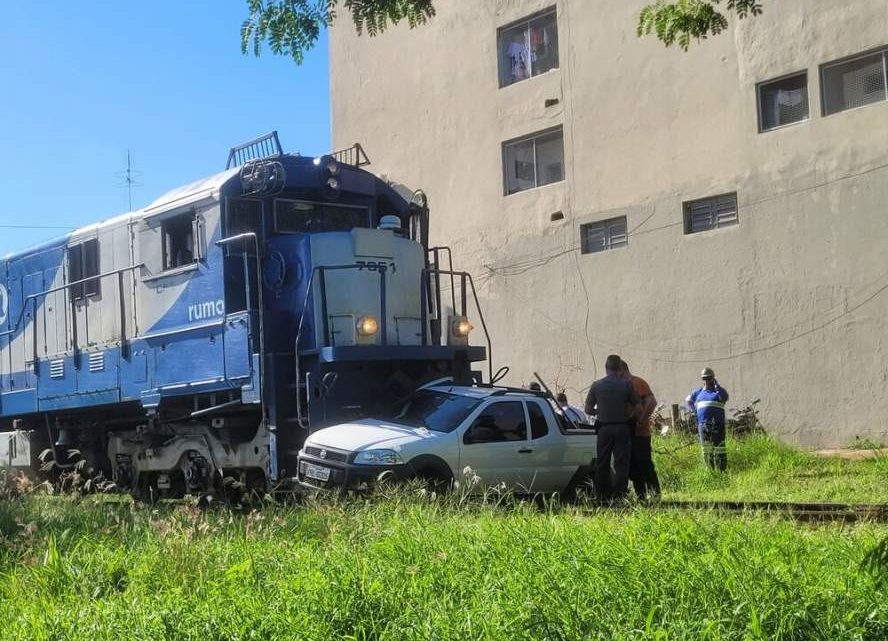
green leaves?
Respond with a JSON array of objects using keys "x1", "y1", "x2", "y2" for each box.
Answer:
[
  {"x1": 241, "y1": 1, "x2": 765, "y2": 65},
  {"x1": 344, "y1": 0, "x2": 435, "y2": 36},
  {"x1": 241, "y1": 0, "x2": 436, "y2": 64},
  {"x1": 638, "y1": 0, "x2": 764, "y2": 51}
]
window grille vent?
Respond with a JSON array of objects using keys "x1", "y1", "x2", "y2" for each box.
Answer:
[
  {"x1": 89, "y1": 352, "x2": 105, "y2": 373},
  {"x1": 50, "y1": 359, "x2": 65, "y2": 379},
  {"x1": 580, "y1": 216, "x2": 628, "y2": 254},
  {"x1": 684, "y1": 194, "x2": 739, "y2": 234}
]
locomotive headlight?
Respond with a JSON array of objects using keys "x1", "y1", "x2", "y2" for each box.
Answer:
[
  {"x1": 325, "y1": 160, "x2": 340, "y2": 176},
  {"x1": 356, "y1": 315, "x2": 379, "y2": 337},
  {"x1": 451, "y1": 316, "x2": 474, "y2": 337},
  {"x1": 327, "y1": 177, "x2": 340, "y2": 190}
]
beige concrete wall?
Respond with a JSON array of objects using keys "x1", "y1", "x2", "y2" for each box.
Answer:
[{"x1": 331, "y1": 0, "x2": 888, "y2": 447}]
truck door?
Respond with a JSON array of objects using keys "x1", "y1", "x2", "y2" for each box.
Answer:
[
  {"x1": 520, "y1": 400, "x2": 580, "y2": 493},
  {"x1": 457, "y1": 400, "x2": 533, "y2": 491}
]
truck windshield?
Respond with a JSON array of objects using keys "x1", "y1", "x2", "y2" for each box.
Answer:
[{"x1": 387, "y1": 390, "x2": 481, "y2": 433}]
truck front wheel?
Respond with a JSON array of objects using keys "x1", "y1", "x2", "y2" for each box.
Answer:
[
  {"x1": 415, "y1": 469, "x2": 452, "y2": 494},
  {"x1": 405, "y1": 455, "x2": 454, "y2": 495}
]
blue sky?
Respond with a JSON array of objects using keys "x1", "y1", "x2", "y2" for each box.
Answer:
[{"x1": 0, "y1": 0, "x2": 330, "y2": 256}]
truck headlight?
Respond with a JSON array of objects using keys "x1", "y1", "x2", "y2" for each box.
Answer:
[
  {"x1": 356, "y1": 315, "x2": 379, "y2": 336},
  {"x1": 451, "y1": 316, "x2": 473, "y2": 337},
  {"x1": 353, "y1": 449, "x2": 402, "y2": 466}
]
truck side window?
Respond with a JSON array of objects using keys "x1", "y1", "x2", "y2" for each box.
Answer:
[
  {"x1": 464, "y1": 401, "x2": 527, "y2": 444},
  {"x1": 528, "y1": 402, "x2": 549, "y2": 439},
  {"x1": 162, "y1": 213, "x2": 197, "y2": 270}
]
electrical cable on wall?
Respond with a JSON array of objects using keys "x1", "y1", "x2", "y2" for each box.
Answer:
[
  {"x1": 477, "y1": 158, "x2": 888, "y2": 366},
  {"x1": 480, "y1": 158, "x2": 888, "y2": 279}
]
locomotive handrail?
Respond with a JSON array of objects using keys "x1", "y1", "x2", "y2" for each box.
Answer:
[
  {"x1": 427, "y1": 246, "x2": 457, "y2": 343},
  {"x1": 293, "y1": 263, "x2": 387, "y2": 428},
  {"x1": 435, "y1": 247, "x2": 457, "y2": 314},
  {"x1": 0, "y1": 264, "x2": 143, "y2": 339},
  {"x1": 226, "y1": 131, "x2": 283, "y2": 169},
  {"x1": 420, "y1": 268, "x2": 493, "y2": 383},
  {"x1": 1, "y1": 264, "x2": 143, "y2": 372},
  {"x1": 216, "y1": 233, "x2": 267, "y2": 428},
  {"x1": 329, "y1": 143, "x2": 370, "y2": 167}
]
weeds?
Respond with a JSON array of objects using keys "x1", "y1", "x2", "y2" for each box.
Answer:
[
  {"x1": 849, "y1": 437, "x2": 886, "y2": 450},
  {"x1": 654, "y1": 433, "x2": 888, "y2": 503},
  {"x1": 0, "y1": 494, "x2": 885, "y2": 640},
  {"x1": 0, "y1": 436, "x2": 886, "y2": 639}
]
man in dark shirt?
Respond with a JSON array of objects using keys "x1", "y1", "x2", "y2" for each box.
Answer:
[{"x1": 585, "y1": 354, "x2": 641, "y2": 501}]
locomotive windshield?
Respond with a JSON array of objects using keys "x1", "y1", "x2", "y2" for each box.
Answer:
[{"x1": 274, "y1": 199, "x2": 371, "y2": 233}]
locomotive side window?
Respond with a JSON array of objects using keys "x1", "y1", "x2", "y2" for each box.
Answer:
[
  {"x1": 274, "y1": 200, "x2": 370, "y2": 234},
  {"x1": 225, "y1": 198, "x2": 264, "y2": 255},
  {"x1": 68, "y1": 238, "x2": 100, "y2": 301},
  {"x1": 162, "y1": 213, "x2": 197, "y2": 270}
]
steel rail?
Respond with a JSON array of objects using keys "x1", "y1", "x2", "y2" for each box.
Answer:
[{"x1": 582, "y1": 500, "x2": 888, "y2": 523}]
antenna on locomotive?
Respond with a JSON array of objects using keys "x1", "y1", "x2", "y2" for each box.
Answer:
[{"x1": 115, "y1": 150, "x2": 142, "y2": 212}]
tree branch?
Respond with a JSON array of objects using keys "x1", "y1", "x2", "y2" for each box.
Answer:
[
  {"x1": 241, "y1": 0, "x2": 435, "y2": 64},
  {"x1": 637, "y1": 0, "x2": 764, "y2": 51}
]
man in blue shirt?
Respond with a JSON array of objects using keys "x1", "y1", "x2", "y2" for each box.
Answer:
[{"x1": 686, "y1": 368, "x2": 729, "y2": 471}]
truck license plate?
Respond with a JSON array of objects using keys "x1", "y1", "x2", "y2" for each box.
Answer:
[{"x1": 304, "y1": 463, "x2": 331, "y2": 482}]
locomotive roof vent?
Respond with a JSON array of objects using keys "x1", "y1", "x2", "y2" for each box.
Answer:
[{"x1": 378, "y1": 215, "x2": 401, "y2": 231}]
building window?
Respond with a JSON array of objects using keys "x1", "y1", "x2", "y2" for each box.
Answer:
[
  {"x1": 580, "y1": 216, "x2": 628, "y2": 254},
  {"x1": 758, "y1": 72, "x2": 809, "y2": 131},
  {"x1": 822, "y1": 49, "x2": 887, "y2": 116},
  {"x1": 162, "y1": 213, "x2": 197, "y2": 271},
  {"x1": 68, "y1": 238, "x2": 100, "y2": 301},
  {"x1": 503, "y1": 127, "x2": 564, "y2": 195},
  {"x1": 684, "y1": 193, "x2": 739, "y2": 234},
  {"x1": 498, "y1": 8, "x2": 559, "y2": 88}
]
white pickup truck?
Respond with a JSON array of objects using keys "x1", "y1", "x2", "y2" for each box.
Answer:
[{"x1": 296, "y1": 385, "x2": 598, "y2": 495}]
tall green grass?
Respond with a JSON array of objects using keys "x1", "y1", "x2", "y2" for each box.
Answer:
[
  {"x1": 654, "y1": 433, "x2": 888, "y2": 503},
  {"x1": 0, "y1": 494, "x2": 885, "y2": 640},
  {"x1": 0, "y1": 435, "x2": 885, "y2": 639}
]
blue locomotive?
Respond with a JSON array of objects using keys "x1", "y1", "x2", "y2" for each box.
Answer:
[{"x1": 0, "y1": 133, "x2": 488, "y2": 496}]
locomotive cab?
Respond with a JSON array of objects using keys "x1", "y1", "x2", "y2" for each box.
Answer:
[{"x1": 216, "y1": 145, "x2": 488, "y2": 476}]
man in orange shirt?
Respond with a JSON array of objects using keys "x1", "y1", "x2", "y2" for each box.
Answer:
[{"x1": 620, "y1": 360, "x2": 661, "y2": 500}]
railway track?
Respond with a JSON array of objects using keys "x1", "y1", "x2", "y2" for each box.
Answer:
[
  {"x1": 628, "y1": 500, "x2": 888, "y2": 523},
  {"x1": 15, "y1": 480, "x2": 888, "y2": 523}
]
